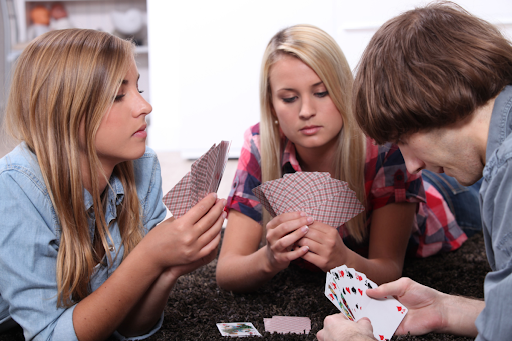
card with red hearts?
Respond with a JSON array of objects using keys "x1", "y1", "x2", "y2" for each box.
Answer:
[{"x1": 326, "y1": 265, "x2": 407, "y2": 341}]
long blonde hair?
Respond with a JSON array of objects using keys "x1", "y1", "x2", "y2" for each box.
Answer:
[
  {"x1": 260, "y1": 24, "x2": 367, "y2": 241},
  {"x1": 5, "y1": 29, "x2": 144, "y2": 307}
]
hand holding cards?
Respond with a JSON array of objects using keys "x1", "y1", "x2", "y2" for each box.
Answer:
[
  {"x1": 252, "y1": 172, "x2": 364, "y2": 227},
  {"x1": 163, "y1": 141, "x2": 231, "y2": 218},
  {"x1": 325, "y1": 265, "x2": 407, "y2": 341}
]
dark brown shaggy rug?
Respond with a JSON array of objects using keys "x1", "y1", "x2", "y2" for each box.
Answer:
[{"x1": 0, "y1": 233, "x2": 489, "y2": 341}]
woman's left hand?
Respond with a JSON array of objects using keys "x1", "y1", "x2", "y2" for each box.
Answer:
[{"x1": 295, "y1": 221, "x2": 348, "y2": 271}]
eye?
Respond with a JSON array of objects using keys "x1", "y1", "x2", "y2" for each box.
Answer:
[
  {"x1": 282, "y1": 96, "x2": 297, "y2": 103},
  {"x1": 315, "y1": 91, "x2": 328, "y2": 98},
  {"x1": 138, "y1": 90, "x2": 144, "y2": 94},
  {"x1": 114, "y1": 94, "x2": 125, "y2": 102}
]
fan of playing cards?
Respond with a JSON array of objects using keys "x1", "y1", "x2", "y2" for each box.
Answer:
[
  {"x1": 325, "y1": 265, "x2": 408, "y2": 341},
  {"x1": 162, "y1": 141, "x2": 231, "y2": 218},
  {"x1": 252, "y1": 172, "x2": 364, "y2": 227}
]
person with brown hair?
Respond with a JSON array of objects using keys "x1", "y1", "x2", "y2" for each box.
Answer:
[
  {"x1": 0, "y1": 29, "x2": 226, "y2": 340},
  {"x1": 216, "y1": 24, "x2": 473, "y2": 293},
  {"x1": 318, "y1": 1, "x2": 512, "y2": 340}
]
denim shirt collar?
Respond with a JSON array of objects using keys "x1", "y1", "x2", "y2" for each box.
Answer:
[
  {"x1": 486, "y1": 85, "x2": 512, "y2": 163},
  {"x1": 83, "y1": 175, "x2": 125, "y2": 234}
]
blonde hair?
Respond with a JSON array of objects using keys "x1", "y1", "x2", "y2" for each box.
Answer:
[
  {"x1": 260, "y1": 24, "x2": 367, "y2": 241},
  {"x1": 5, "y1": 29, "x2": 144, "y2": 306}
]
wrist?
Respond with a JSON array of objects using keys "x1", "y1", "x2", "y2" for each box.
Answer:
[{"x1": 438, "y1": 293, "x2": 482, "y2": 337}]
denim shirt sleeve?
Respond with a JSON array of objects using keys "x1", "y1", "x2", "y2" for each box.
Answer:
[
  {"x1": 475, "y1": 140, "x2": 512, "y2": 341},
  {"x1": 0, "y1": 161, "x2": 79, "y2": 340}
]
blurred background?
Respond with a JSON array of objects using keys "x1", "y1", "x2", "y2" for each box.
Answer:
[{"x1": 1, "y1": 0, "x2": 511, "y2": 213}]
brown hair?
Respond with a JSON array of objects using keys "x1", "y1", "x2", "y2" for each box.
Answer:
[
  {"x1": 5, "y1": 29, "x2": 144, "y2": 307},
  {"x1": 354, "y1": 1, "x2": 512, "y2": 144},
  {"x1": 260, "y1": 25, "x2": 367, "y2": 241}
]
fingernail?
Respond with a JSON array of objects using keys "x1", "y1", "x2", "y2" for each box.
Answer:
[
  {"x1": 222, "y1": 211, "x2": 227, "y2": 219},
  {"x1": 212, "y1": 193, "x2": 217, "y2": 199},
  {"x1": 301, "y1": 226, "x2": 309, "y2": 233},
  {"x1": 307, "y1": 217, "x2": 313, "y2": 224},
  {"x1": 300, "y1": 211, "x2": 307, "y2": 217},
  {"x1": 222, "y1": 199, "x2": 227, "y2": 206},
  {"x1": 304, "y1": 245, "x2": 309, "y2": 252}
]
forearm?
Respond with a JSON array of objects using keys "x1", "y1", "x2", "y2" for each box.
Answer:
[
  {"x1": 438, "y1": 293, "x2": 483, "y2": 337},
  {"x1": 341, "y1": 249, "x2": 403, "y2": 285},
  {"x1": 117, "y1": 270, "x2": 178, "y2": 337},
  {"x1": 216, "y1": 247, "x2": 280, "y2": 292},
  {"x1": 73, "y1": 241, "x2": 165, "y2": 341}
]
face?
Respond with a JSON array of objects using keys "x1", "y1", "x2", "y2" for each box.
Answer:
[
  {"x1": 269, "y1": 55, "x2": 343, "y2": 155},
  {"x1": 94, "y1": 59, "x2": 152, "y2": 172},
  {"x1": 398, "y1": 127, "x2": 484, "y2": 186}
]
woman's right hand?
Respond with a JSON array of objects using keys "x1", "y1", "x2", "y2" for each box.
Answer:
[
  {"x1": 264, "y1": 212, "x2": 313, "y2": 272},
  {"x1": 144, "y1": 193, "x2": 226, "y2": 271}
]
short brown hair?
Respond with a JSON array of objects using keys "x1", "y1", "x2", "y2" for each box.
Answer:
[{"x1": 354, "y1": 1, "x2": 512, "y2": 144}]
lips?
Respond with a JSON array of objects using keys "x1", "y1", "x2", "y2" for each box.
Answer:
[
  {"x1": 300, "y1": 125, "x2": 321, "y2": 136},
  {"x1": 133, "y1": 124, "x2": 147, "y2": 138}
]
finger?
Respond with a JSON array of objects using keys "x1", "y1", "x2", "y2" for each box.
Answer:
[
  {"x1": 357, "y1": 317, "x2": 373, "y2": 332},
  {"x1": 367, "y1": 277, "x2": 411, "y2": 299},
  {"x1": 267, "y1": 215, "x2": 312, "y2": 245},
  {"x1": 278, "y1": 245, "x2": 309, "y2": 262},
  {"x1": 266, "y1": 212, "x2": 312, "y2": 230},
  {"x1": 196, "y1": 209, "x2": 226, "y2": 252},
  {"x1": 270, "y1": 225, "x2": 309, "y2": 252},
  {"x1": 194, "y1": 197, "x2": 227, "y2": 236},
  {"x1": 316, "y1": 329, "x2": 324, "y2": 341},
  {"x1": 183, "y1": 193, "x2": 219, "y2": 224}
]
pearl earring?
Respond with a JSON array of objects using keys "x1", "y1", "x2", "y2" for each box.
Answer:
[{"x1": 274, "y1": 120, "x2": 279, "y2": 125}]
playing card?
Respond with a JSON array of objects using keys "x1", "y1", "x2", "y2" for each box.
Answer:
[
  {"x1": 359, "y1": 298, "x2": 408, "y2": 340},
  {"x1": 216, "y1": 322, "x2": 261, "y2": 337},
  {"x1": 325, "y1": 265, "x2": 407, "y2": 340},
  {"x1": 265, "y1": 316, "x2": 311, "y2": 334},
  {"x1": 325, "y1": 272, "x2": 354, "y2": 320},
  {"x1": 252, "y1": 172, "x2": 364, "y2": 227},
  {"x1": 163, "y1": 141, "x2": 231, "y2": 218}
]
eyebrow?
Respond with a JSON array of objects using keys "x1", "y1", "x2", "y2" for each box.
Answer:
[
  {"x1": 121, "y1": 74, "x2": 141, "y2": 85},
  {"x1": 278, "y1": 81, "x2": 324, "y2": 92}
]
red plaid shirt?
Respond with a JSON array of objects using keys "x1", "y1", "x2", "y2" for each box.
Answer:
[{"x1": 227, "y1": 124, "x2": 467, "y2": 258}]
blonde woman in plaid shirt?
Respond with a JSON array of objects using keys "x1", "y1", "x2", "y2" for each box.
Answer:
[{"x1": 216, "y1": 24, "x2": 476, "y2": 292}]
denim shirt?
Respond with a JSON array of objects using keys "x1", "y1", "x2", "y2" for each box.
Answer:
[
  {"x1": 475, "y1": 85, "x2": 512, "y2": 341},
  {"x1": 0, "y1": 144, "x2": 167, "y2": 340}
]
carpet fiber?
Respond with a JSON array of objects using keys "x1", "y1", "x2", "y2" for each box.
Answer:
[{"x1": 1, "y1": 233, "x2": 489, "y2": 341}]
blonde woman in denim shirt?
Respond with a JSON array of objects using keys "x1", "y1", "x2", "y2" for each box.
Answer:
[{"x1": 0, "y1": 29, "x2": 226, "y2": 341}]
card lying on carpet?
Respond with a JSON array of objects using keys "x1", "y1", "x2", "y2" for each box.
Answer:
[
  {"x1": 216, "y1": 322, "x2": 261, "y2": 337},
  {"x1": 325, "y1": 265, "x2": 407, "y2": 341},
  {"x1": 252, "y1": 172, "x2": 364, "y2": 227},
  {"x1": 162, "y1": 141, "x2": 231, "y2": 218},
  {"x1": 264, "y1": 316, "x2": 311, "y2": 334}
]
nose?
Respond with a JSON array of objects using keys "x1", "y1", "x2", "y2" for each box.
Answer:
[
  {"x1": 398, "y1": 144, "x2": 425, "y2": 174},
  {"x1": 298, "y1": 95, "x2": 316, "y2": 120},
  {"x1": 135, "y1": 92, "x2": 152, "y2": 117}
]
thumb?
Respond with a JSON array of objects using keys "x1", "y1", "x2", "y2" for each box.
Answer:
[{"x1": 357, "y1": 317, "x2": 373, "y2": 332}]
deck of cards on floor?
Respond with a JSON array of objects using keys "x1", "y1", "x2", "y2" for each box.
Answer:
[{"x1": 325, "y1": 265, "x2": 407, "y2": 341}]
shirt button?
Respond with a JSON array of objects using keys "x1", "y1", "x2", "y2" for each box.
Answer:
[{"x1": 108, "y1": 245, "x2": 115, "y2": 252}]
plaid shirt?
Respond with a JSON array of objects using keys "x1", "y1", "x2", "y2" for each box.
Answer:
[{"x1": 227, "y1": 124, "x2": 467, "y2": 258}]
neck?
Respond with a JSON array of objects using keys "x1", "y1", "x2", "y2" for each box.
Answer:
[
  {"x1": 80, "y1": 153, "x2": 113, "y2": 194},
  {"x1": 471, "y1": 97, "x2": 496, "y2": 166},
  {"x1": 295, "y1": 141, "x2": 338, "y2": 175}
]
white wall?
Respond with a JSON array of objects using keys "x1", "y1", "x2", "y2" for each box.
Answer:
[{"x1": 147, "y1": 0, "x2": 512, "y2": 159}]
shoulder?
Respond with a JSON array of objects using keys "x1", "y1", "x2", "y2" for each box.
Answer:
[{"x1": 0, "y1": 143, "x2": 48, "y2": 195}]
